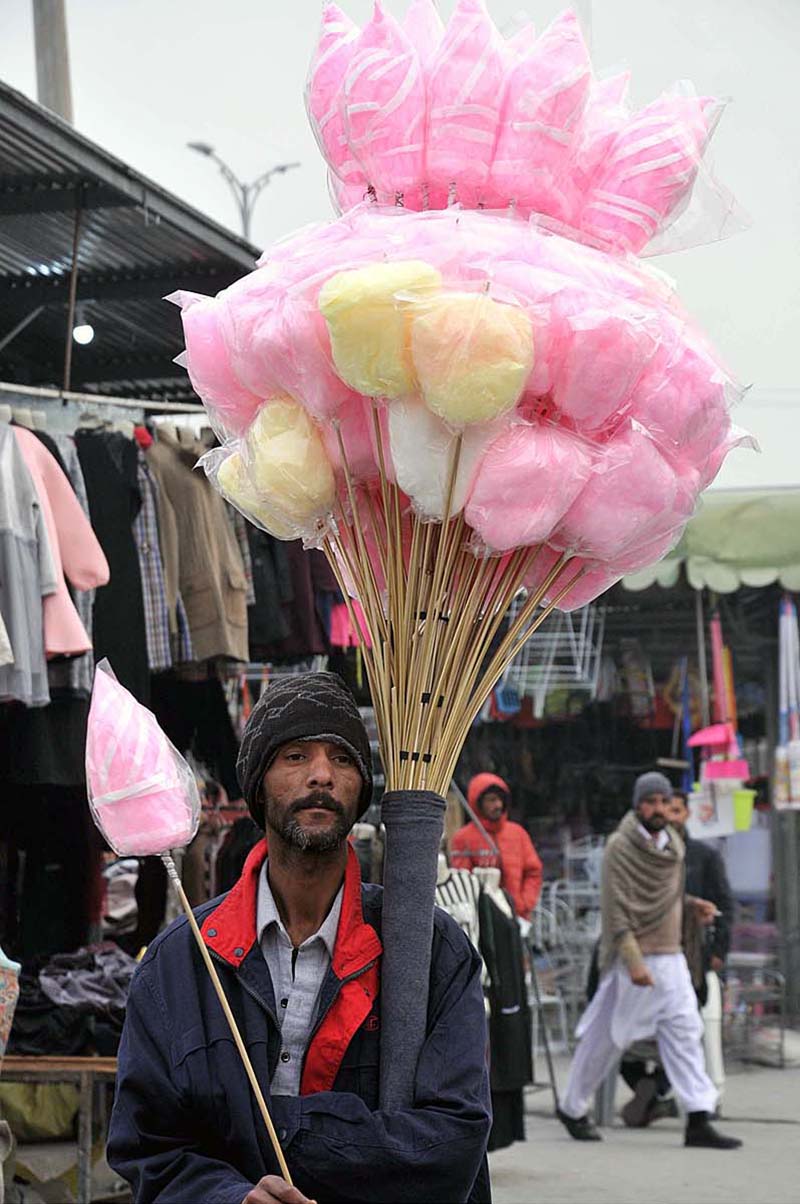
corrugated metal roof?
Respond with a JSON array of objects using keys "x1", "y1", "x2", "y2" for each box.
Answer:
[{"x1": 0, "y1": 81, "x2": 258, "y2": 402}]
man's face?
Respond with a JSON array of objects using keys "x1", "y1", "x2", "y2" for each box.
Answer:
[
  {"x1": 637, "y1": 792, "x2": 670, "y2": 833},
  {"x1": 479, "y1": 790, "x2": 506, "y2": 821},
  {"x1": 262, "y1": 739, "x2": 362, "y2": 853},
  {"x1": 667, "y1": 794, "x2": 690, "y2": 832}
]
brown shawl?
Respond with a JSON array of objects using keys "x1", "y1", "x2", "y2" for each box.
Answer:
[{"x1": 599, "y1": 811, "x2": 686, "y2": 974}]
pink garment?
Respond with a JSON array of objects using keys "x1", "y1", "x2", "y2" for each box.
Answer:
[
  {"x1": 13, "y1": 427, "x2": 109, "y2": 657},
  {"x1": 329, "y1": 600, "x2": 372, "y2": 649}
]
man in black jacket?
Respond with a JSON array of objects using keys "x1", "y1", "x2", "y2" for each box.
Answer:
[{"x1": 108, "y1": 672, "x2": 491, "y2": 1204}]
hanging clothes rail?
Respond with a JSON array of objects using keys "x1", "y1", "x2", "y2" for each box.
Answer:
[{"x1": 0, "y1": 381, "x2": 205, "y2": 414}]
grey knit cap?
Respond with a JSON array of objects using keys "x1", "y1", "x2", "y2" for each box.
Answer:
[
  {"x1": 632, "y1": 771, "x2": 673, "y2": 808},
  {"x1": 236, "y1": 671, "x2": 373, "y2": 826}
]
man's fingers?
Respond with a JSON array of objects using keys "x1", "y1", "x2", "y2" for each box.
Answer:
[{"x1": 244, "y1": 1176, "x2": 316, "y2": 1204}]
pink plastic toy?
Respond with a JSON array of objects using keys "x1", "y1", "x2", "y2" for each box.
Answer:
[{"x1": 86, "y1": 661, "x2": 200, "y2": 857}]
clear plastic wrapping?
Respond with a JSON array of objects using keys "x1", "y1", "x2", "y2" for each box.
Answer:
[
  {"x1": 178, "y1": 202, "x2": 748, "y2": 609},
  {"x1": 303, "y1": 2, "x2": 744, "y2": 258},
  {"x1": 86, "y1": 660, "x2": 200, "y2": 857}
]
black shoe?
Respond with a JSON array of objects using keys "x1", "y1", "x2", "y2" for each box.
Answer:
[
  {"x1": 648, "y1": 1096, "x2": 679, "y2": 1123},
  {"x1": 621, "y1": 1077, "x2": 658, "y2": 1128},
  {"x1": 557, "y1": 1107, "x2": 603, "y2": 1141},
  {"x1": 685, "y1": 1113, "x2": 742, "y2": 1150}
]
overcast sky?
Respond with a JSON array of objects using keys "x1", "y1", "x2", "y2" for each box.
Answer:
[{"x1": 2, "y1": 1, "x2": 799, "y2": 486}]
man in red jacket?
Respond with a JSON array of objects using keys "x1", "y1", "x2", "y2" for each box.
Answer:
[{"x1": 450, "y1": 773, "x2": 543, "y2": 920}]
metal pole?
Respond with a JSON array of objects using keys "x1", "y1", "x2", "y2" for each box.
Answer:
[
  {"x1": 62, "y1": 192, "x2": 83, "y2": 393},
  {"x1": 0, "y1": 306, "x2": 45, "y2": 354},
  {"x1": 695, "y1": 588, "x2": 711, "y2": 727},
  {"x1": 528, "y1": 943, "x2": 561, "y2": 1111},
  {"x1": 32, "y1": 0, "x2": 74, "y2": 123}
]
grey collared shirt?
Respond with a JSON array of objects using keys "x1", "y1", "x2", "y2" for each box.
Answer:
[{"x1": 257, "y1": 862, "x2": 343, "y2": 1096}]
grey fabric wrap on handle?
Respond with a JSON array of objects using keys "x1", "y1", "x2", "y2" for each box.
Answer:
[{"x1": 378, "y1": 789, "x2": 446, "y2": 1111}]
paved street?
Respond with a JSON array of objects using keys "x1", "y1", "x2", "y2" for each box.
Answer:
[{"x1": 490, "y1": 1055, "x2": 800, "y2": 1204}]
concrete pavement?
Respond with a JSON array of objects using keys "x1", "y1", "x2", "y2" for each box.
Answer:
[{"x1": 489, "y1": 1056, "x2": 800, "y2": 1204}]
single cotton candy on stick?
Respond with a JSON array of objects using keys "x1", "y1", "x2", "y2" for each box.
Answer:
[
  {"x1": 319, "y1": 259, "x2": 442, "y2": 398},
  {"x1": 555, "y1": 426, "x2": 679, "y2": 559},
  {"x1": 466, "y1": 421, "x2": 593, "y2": 552},
  {"x1": 168, "y1": 292, "x2": 262, "y2": 436},
  {"x1": 410, "y1": 291, "x2": 534, "y2": 425},
  {"x1": 425, "y1": 0, "x2": 506, "y2": 208},
  {"x1": 344, "y1": 2, "x2": 426, "y2": 204},
  {"x1": 86, "y1": 661, "x2": 200, "y2": 857},
  {"x1": 244, "y1": 398, "x2": 336, "y2": 535},
  {"x1": 306, "y1": 3, "x2": 365, "y2": 190}
]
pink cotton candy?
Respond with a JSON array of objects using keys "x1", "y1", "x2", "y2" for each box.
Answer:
[
  {"x1": 307, "y1": 3, "x2": 366, "y2": 189},
  {"x1": 404, "y1": 0, "x2": 444, "y2": 67},
  {"x1": 487, "y1": 10, "x2": 592, "y2": 220},
  {"x1": 466, "y1": 421, "x2": 593, "y2": 552},
  {"x1": 220, "y1": 271, "x2": 350, "y2": 419},
  {"x1": 550, "y1": 295, "x2": 660, "y2": 432},
  {"x1": 555, "y1": 426, "x2": 678, "y2": 559},
  {"x1": 425, "y1": 0, "x2": 506, "y2": 208},
  {"x1": 579, "y1": 89, "x2": 713, "y2": 254},
  {"x1": 322, "y1": 392, "x2": 380, "y2": 481},
  {"x1": 169, "y1": 292, "x2": 263, "y2": 436},
  {"x1": 86, "y1": 662, "x2": 200, "y2": 857},
  {"x1": 343, "y1": 3, "x2": 426, "y2": 204},
  {"x1": 571, "y1": 72, "x2": 631, "y2": 198},
  {"x1": 523, "y1": 545, "x2": 621, "y2": 611}
]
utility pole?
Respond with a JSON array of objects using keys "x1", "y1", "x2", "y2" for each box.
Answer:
[{"x1": 32, "y1": 0, "x2": 74, "y2": 124}]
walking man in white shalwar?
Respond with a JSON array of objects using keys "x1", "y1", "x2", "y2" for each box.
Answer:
[{"x1": 556, "y1": 772, "x2": 742, "y2": 1149}]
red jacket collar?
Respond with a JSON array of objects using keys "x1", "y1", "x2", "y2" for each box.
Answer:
[{"x1": 200, "y1": 839, "x2": 381, "y2": 976}]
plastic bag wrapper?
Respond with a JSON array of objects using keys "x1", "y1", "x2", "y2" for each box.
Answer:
[
  {"x1": 86, "y1": 659, "x2": 200, "y2": 857},
  {"x1": 554, "y1": 425, "x2": 681, "y2": 560},
  {"x1": 306, "y1": 3, "x2": 365, "y2": 191},
  {"x1": 465, "y1": 419, "x2": 595, "y2": 552},
  {"x1": 204, "y1": 446, "x2": 300, "y2": 541},
  {"x1": 424, "y1": 0, "x2": 507, "y2": 208},
  {"x1": 387, "y1": 395, "x2": 506, "y2": 520},
  {"x1": 486, "y1": 10, "x2": 592, "y2": 220},
  {"x1": 523, "y1": 546, "x2": 622, "y2": 613},
  {"x1": 319, "y1": 259, "x2": 442, "y2": 398},
  {"x1": 576, "y1": 85, "x2": 717, "y2": 256},
  {"x1": 572, "y1": 71, "x2": 631, "y2": 195},
  {"x1": 166, "y1": 291, "x2": 262, "y2": 436},
  {"x1": 409, "y1": 289, "x2": 534, "y2": 426},
  {"x1": 404, "y1": 0, "x2": 444, "y2": 66},
  {"x1": 343, "y1": 3, "x2": 426, "y2": 206}
]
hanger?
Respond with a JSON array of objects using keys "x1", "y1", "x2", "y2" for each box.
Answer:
[
  {"x1": 113, "y1": 419, "x2": 135, "y2": 439},
  {"x1": 12, "y1": 406, "x2": 34, "y2": 429},
  {"x1": 0, "y1": 404, "x2": 11, "y2": 424},
  {"x1": 31, "y1": 408, "x2": 48, "y2": 430}
]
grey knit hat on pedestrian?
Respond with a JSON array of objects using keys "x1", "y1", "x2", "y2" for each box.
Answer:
[
  {"x1": 632, "y1": 771, "x2": 673, "y2": 808},
  {"x1": 236, "y1": 671, "x2": 373, "y2": 826}
]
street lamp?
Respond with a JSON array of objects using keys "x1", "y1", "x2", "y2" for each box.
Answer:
[{"x1": 187, "y1": 142, "x2": 300, "y2": 241}]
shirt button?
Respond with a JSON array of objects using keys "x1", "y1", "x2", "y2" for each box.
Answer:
[
  {"x1": 280, "y1": 998, "x2": 288, "y2": 1009},
  {"x1": 280, "y1": 1050, "x2": 291, "y2": 1063},
  {"x1": 279, "y1": 1128, "x2": 288, "y2": 1142},
  {"x1": 234, "y1": 947, "x2": 244, "y2": 957},
  {"x1": 207, "y1": 928, "x2": 217, "y2": 938}
]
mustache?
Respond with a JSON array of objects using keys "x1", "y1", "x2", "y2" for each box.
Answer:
[{"x1": 289, "y1": 791, "x2": 346, "y2": 817}]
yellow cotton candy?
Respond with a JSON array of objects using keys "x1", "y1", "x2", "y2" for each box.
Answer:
[
  {"x1": 216, "y1": 449, "x2": 297, "y2": 540},
  {"x1": 319, "y1": 260, "x2": 442, "y2": 398},
  {"x1": 411, "y1": 292, "x2": 534, "y2": 426},
  {"x1": 245, "y1": 398, "x2": 336, "y2": 530}
]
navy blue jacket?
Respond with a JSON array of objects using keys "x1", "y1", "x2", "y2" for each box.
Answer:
[{"x1": 107, "y1": 842, "x2": 492, "y2": 1203}]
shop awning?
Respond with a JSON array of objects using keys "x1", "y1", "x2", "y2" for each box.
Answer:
[{"x1": 623, "y1": 487, "x2": 800, "y2": 594}]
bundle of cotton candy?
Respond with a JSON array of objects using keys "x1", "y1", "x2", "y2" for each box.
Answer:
[
  {"x1": 307, "y1": 1, "x2": 735, "y2": 258},
  {"x1": 86, "y1": 660, "x2": 200, "y2": 857}
]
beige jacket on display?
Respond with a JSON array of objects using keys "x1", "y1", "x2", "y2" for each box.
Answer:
[{"x1": 147, "y1": 430, "x2": 248, "y2": 663}]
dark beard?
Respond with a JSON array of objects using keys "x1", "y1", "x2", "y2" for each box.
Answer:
[
  {"x1": 266, "y1": 790, "x2": 351, "y2": 853},
  {"x1": 639, "y1": 813, "x2": 667, "y2": 833}
]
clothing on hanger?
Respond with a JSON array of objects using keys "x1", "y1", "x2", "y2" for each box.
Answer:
[
  {"x1": 76, "y1": 428, "x2": 149, "y2": 703},
  {"x1": 229, "y1": 508, "x2": 256, "y2": 607},
  {"x1": 14, "y1": 425, "x2": 109, "y2": 658},
  {"x1": 0, "y1": 614, "x2": 12, "y2": 668},
  {"x1": 147, "y1": 430, "x2": 248, "y2": 663},
  {"x1": 133, "y1": 453, "x2": 174, "y2": 673},
  {"x1": 0, "y1": 424, "x2": 58, "y2": 707},
  {"x1": 435, "y1": 866, "x2": 482, "y2": 955},
  {"x1": 48, "y1": 433, "x2": 95, "y2": 697}
]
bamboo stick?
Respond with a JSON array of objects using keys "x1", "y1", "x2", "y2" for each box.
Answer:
[{"x1": 160, "y1": 855, "x2": 293, "y2": 1185}]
